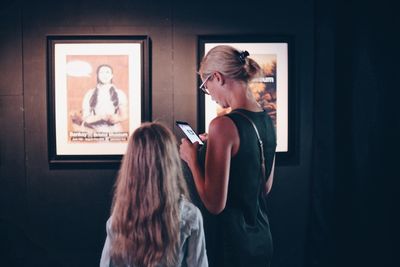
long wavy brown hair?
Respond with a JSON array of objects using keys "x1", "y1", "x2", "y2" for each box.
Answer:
[{"x1": 110, "y1": 122, "x2": 188, "y2": 267}]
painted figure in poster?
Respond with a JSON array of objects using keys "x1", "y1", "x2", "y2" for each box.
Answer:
[{"x1": 71, "y1": 64, "x2": 128, "y2": 135}]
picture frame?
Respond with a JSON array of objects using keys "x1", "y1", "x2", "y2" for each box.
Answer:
[
  {"x1": 47, "y1": 35, "x2": 151, "y2": 167},
  {"x1": 197, "y1": 35, "x2": 296, "y2": 164}
]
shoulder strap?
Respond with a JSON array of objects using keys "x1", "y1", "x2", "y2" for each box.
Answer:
[{"x1": 231, "y1": 110, "x2": 266, "y2": 183}]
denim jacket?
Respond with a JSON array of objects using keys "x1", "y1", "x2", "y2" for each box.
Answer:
[{"x1": 100, "y1": 196, "x2": 208, "y2": 267}]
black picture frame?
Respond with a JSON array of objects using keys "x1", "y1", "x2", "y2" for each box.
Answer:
[
  {"x1": 197, "y1": 35, "x2": 296, "y2": 165},
  {"x1": 47, "y1": 35, "x2": 151, "y2": 168}
]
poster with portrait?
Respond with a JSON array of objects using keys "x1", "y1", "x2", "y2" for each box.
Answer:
[
  {"x1": 198, "y1": 36, "x2": 294, "y2": 162},
  {"x1": 47, "y1": 36, "x2": 150, "y2": 166}
]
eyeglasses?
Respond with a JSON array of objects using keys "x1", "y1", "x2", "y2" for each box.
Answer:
[{"x1": 199, "y1": 73, "x2": 213, "y2": 95}]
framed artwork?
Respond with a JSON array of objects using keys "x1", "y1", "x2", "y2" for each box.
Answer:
[
  {"x1": 47, "y1": 35, "x2": 151, "y2": 167},
  {"x1": 198, "y1": 35, "x2": 295, "y2": 164}
]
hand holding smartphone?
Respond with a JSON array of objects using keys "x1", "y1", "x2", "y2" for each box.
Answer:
[{"x1": 176, "y1": 121, "x2": 204, "y2": 145}]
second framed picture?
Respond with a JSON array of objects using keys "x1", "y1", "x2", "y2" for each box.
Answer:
[
  {"x1": 197, "y1": 35, "x2": 295, "y2": 164},
  {"x1": 47, "y1": 35, "x2": 151, "y2": 167}
]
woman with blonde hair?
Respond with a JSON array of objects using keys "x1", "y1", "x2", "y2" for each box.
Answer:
[
  {"x1": 180, "y1": 45, "x2": 276, "y2": 267},
  {"x1": 100, "y1": 122, "x2": 208, "y2": 267}
]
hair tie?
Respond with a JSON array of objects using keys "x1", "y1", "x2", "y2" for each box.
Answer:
[{"x1": 238, "y1": 50, "x2": 249, "y2": 64}]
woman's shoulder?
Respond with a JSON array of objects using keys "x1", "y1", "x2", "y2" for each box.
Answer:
[
  {"x1": 82, "y1": 88, "x2": 97, "y2": 101},
  {"x1": 83, "y1": 88, "x2": 96, "y2": 96},
  {"x1": 209, "y1": 115, "x2": 237, "y2": 136},
  {"x1": 112, "y1": 87, "x2": 128, "y2": 101}
]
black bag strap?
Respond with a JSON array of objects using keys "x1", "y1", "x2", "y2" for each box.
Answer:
[{"x1": 231, "y1": 110, "x2": 266, "y2": 183}]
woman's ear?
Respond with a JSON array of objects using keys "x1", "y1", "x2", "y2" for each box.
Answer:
[{"x1": 214, "y1": 72, "x2": 225, "y2": 86}]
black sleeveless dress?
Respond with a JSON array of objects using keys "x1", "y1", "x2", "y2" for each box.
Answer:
[{"x1": 198, "y1": 109, "x2": 276, "y2": 267}]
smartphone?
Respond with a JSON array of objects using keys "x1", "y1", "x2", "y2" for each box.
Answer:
[{"x1": 176, "y1": 121, "x2": 204, "y2": 145}]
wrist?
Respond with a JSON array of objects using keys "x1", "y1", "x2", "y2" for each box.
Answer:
[{"x1": 188, "y1": 158, "x2": 200, "y2": 173}]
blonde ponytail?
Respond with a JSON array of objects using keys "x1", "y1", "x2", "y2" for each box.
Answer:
[{"x1": 199, "y1": 45, "x2": 263, "y2": 83}]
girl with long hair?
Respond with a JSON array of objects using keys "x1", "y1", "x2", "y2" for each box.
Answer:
[{"x1": 100, "y1": 122, "x2": 208, "y2": 267}]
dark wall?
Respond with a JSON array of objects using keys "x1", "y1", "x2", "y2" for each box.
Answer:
[
  {"x1": 332, "y1": 1, "x2": 398, "y2": 266},
  {"x1": 0, "y1": 0, "x2": 314, "y2": 266},
  {"x1": 308, "y1": 1, "x2": 399, "y2": 267}
]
